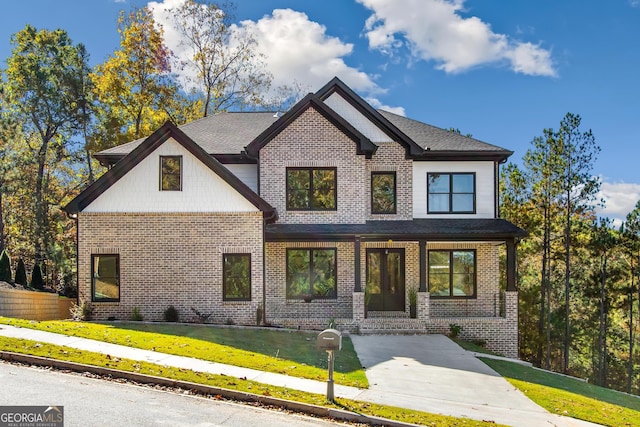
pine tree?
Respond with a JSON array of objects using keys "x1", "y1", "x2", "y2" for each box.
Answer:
[
  {"x1": 14, "y1": 258, "x2": 27, "y2": 288},
  {"x1": 0, "y1": 249, "x2": 11, "y2": 283},
  {"x1": 31, "y1": 263, "x2": 44, "y2": 290}
]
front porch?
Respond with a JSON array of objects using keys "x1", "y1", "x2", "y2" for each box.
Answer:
[{"x1": 264, "y1": 219, "x2": 524, "y2": 358}]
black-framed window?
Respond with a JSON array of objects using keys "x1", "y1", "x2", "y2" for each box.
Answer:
[
  {"x1": 223, "y1": 253, "x2": 251, "y2": 301},
  {"x1": 427, "y1": 173, "x2": 475, "y2": 213},
  {"x1": 371, "y1": 172, "x2": 396, "y2": 214},
  {"x1": 286, "y1": 248, "x2": 337, "y2": 299},
  {"x1": 428, "y1": 250, "x2": 476, "y2": 298},
  {"x1": 91, "y1": 254, "x2": 120, "y2": 302},
  {"x1": 286, "y1": 167, "x2": 336, "y2": 210},
  {"x1": 160, "y1": 156, "x2": 182, "y2": 191}
]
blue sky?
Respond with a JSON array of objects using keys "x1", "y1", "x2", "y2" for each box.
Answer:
[{"x1": 1, "y1": 0, "x2": 639, "y2": 223}]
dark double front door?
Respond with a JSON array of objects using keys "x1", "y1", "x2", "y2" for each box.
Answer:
[{"x1": 366, "y1": 249, "x2": 405, "y2": 311}]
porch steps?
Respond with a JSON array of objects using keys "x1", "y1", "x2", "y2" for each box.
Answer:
[{"x1": 359, "y1": 313, "x2": 426, "y2": 335}]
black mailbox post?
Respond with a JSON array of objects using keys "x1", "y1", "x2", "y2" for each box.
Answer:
[{"x1": 317, "y1": 329, "x2": 342, "y2": 401}]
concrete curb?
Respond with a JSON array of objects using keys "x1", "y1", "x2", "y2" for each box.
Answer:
[{"x1": 0, "y1": 351, "x2": 422, "y2": 427}]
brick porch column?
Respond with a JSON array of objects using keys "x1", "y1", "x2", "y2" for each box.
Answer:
[
  {"x1": 353, "y1": 292, "x2": 365, "y2": 322},
  {"x1": 417, "y1": 291, "x2": 429, "y2": 321}
]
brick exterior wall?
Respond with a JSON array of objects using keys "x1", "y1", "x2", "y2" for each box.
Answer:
[
  {"x1": 426, "y1": 291, "x2": 519, "y2": 358},
  {"x1": 77, "y1": 212, "x2": 264, "y2": 324}
]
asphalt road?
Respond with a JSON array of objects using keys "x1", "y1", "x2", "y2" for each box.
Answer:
[{"x1": 0, "y1": 361, "x2": 348, "y2": 427}]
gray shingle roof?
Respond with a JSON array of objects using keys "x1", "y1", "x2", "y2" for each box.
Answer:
[
  {"x1": 96, "y1": 104, "x2": 511, "y2": 159},
  {"x1": 378, "y1": 110, "x2": 511, "y2": 153},
  {"x1": 98, "y1": 112, "x2": 279, "y2": 156}
]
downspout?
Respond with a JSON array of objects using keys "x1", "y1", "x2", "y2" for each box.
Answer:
[{"x1": 66, "y1": 211, "x2": 80, "y2": 306}]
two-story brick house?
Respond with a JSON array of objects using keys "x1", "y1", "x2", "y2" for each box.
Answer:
[{"x1": 64, "y1": 77, "x2": 525, "y2": 357}]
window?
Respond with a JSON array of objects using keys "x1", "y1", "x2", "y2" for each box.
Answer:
[
  {"x1": 428, "y1": 250, "x2": 476, "y2": 298},
  {"x1": 286, "y1": 248, "x2": 337, "y2": 299},
  {"x1": 92, "y1": 254, "x2": 119, "y2": 302},
  {"x1": 160, "y1": 156, "x2": 182, "y2": 191},
  {"x1": 427, "y1": 173, "x2": 475, "y2": 213},
  {"x1": 223, "y1": 254, "x2": 251, "y2": 301},
  {"x1": 286, "y1": 167, "x2": 336, "y2": 210},
  {"x1": 371, "y1": 172, "x2": 396, "y2": 214}
]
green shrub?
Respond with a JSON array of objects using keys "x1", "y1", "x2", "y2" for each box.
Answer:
[
  {"x1": 31, "y1": 263, "x2": 44, "y2": 290},
  {"x1": 0, "y1": 249, "x2": 11, "y2": 283},
  {"x1": 70, "y1": 300, "x2": 93, "y2": 321},
  {"x1": 130, "y1": 306, "x2": 144, "y2": 321},
  {"x1": 14, "y1": 259, "x2": 27, "y2": 288},
  {"x1": 448, "y1": 323, "x2": 462, "y2": 338},
  {"x1": 163, "y1": 305, "x2": 179, "y2": 322}
]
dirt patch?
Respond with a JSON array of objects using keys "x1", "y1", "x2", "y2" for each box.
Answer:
[{"x1": 0, "y1": 281, "x2": 16, "y2": 290}]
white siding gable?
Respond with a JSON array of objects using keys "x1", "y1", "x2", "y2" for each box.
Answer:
[
  {"x1": 413, "y1": 161, "x2": 495, "y2": 219},
  {"x1": 84, "y1": 138, "x2": 259, "y2": 213},
  {"x1": 324, "y1": 93, "x2": 392, "y2": 143},
  {"x1": 225, "y1": 164, "x2": 258, "y2": 193}
]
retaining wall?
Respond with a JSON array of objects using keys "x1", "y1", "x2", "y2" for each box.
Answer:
[{"x1": 0, "y1": 288, "x2": 74, "y2": 321}]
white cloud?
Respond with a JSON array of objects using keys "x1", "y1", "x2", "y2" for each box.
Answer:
[
  {"x1": 365, "y1": 97, "x2": 405, "y2": 116},
  {"x1": 148, "y1": 1, "x2": 404, "y2": 113},
  {"x1": 358, "y1": 0, "x2": 557, "y2": 76},
  {"x1": 235, "y1": 9, "x2": 382, "y2": 94},
  {"x1": 596, "y1": 180, "x2": 640, "y2": 223}
]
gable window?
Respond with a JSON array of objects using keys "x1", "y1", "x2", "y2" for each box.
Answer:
[
  {"x1": 427, "y1": 173, "x2": 475, "y2": 213},
  {"x1": 223, "y1": 254, "x2": 251, "y2": 301},
  {"x1": 286, "y1": 248, "x2": 337, "y2": 299},
  {"x1": 371, "y1": 172, "x2": 396, "y2": 214},
  {"x1": 428, "y1": 250, "x2": 476, "y2": 298},
  {"x1": 92, "y1": 254, "x2": 119, "y2": 302},
  {"x1": 286, "y1": 167, "x2": 336, "y2": 210},
  {"x1": 160, "y1": 156, "x2": 182, "y2": 191}
]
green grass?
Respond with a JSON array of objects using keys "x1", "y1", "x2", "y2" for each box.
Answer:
[
  {"x1": 0, "y1": 318, "x2": 367, "y2": 388},
  {"x1": 0, "y1": 336, "x2": 502, "y2": 427},
  {"x1": 481, "y1": 358, "x2": 640, "y2": 427},
  {"x1": 452, "y1": 338, "x2": 500, "y2": 356}
]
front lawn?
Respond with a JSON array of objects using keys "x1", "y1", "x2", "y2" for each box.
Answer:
[
  {"x1": 481, "y1": 358, "x2": 640, "y2": 427},
  {"x1": 0, "y1": 336, "x2": 502, "y2": 427},
  {"x1": 0, "y1": 318, "x2": 367, "y2": 388}
]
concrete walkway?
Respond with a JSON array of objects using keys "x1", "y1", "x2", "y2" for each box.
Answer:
[
  {"x1": 0, "y1": 324, "x2": 600, "y2": 427},
  {"x1": 350, "y1": 335, "x2": 599, "y2": 427}
]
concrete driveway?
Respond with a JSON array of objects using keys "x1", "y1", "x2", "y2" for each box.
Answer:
[{"x1": 350, "y1": 334, "x2": 600, "y2": 427}]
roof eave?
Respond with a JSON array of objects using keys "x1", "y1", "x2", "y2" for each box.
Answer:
[{"x1": 412, "y1": 150, "x2": 514, "y2": 162}]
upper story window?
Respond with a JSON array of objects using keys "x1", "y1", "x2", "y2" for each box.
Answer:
[
  {"x1": 371, "y1": 172, "x2": 396, "y2": 214},
  {"x1": 427, "y1": 173, "x2": 475, "y2": 213},
  {"x1": 160, "y1": 156, "x2": 182, "y2": 191},
  {"x1": 428, "y1": 250, "x2": 476, "y2": 298},
  {"x1": 223, "y1": 253, "x2": 251, "y2": 301},
  {"x1": 92, "y1": 254, "x2": 119, "y2": 302},
  {"x1": 286, "y1": 167, "x2": 336, "y2": 210}
]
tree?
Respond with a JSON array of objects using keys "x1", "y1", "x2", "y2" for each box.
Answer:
[
  {"x1": 0, "y1": 249, "x2": 11, "y2": 283},
  {"x1": 31, "y1": 263, "x2": 44, "y2": 290},
  {"x1": 167, "y1": 0, "x2": 272, "y2": 116},
  {"x1": 553, "y1": 113, "x2": 601, "y2": 373},
  {"x1": 91, "y1": 7, "x2": 198, "y2": 148},
  {"x1": 4, "y1": 25, "x2": 90, "y2": 264},
  {"x1": 522, "y1": 127, "x2": 564, "y2": 369},
  {"x1": 622, "y1": 200, "x2": 640, "y2": 392},
  {"x1": 14, "y1": 258, "x2": 27, "y2": 288}
]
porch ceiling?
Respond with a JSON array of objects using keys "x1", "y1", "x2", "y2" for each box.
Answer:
[{"x1": 265, "y1": 218, "x2": 526, "y2": 242}]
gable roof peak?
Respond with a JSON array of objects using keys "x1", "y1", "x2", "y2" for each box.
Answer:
[
  {"x1": 64, "y1": 120, "x2": 276, "y2": 220},
  {"x1": 245, "y1": 91, "x2": 377, "y2": 158}
]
